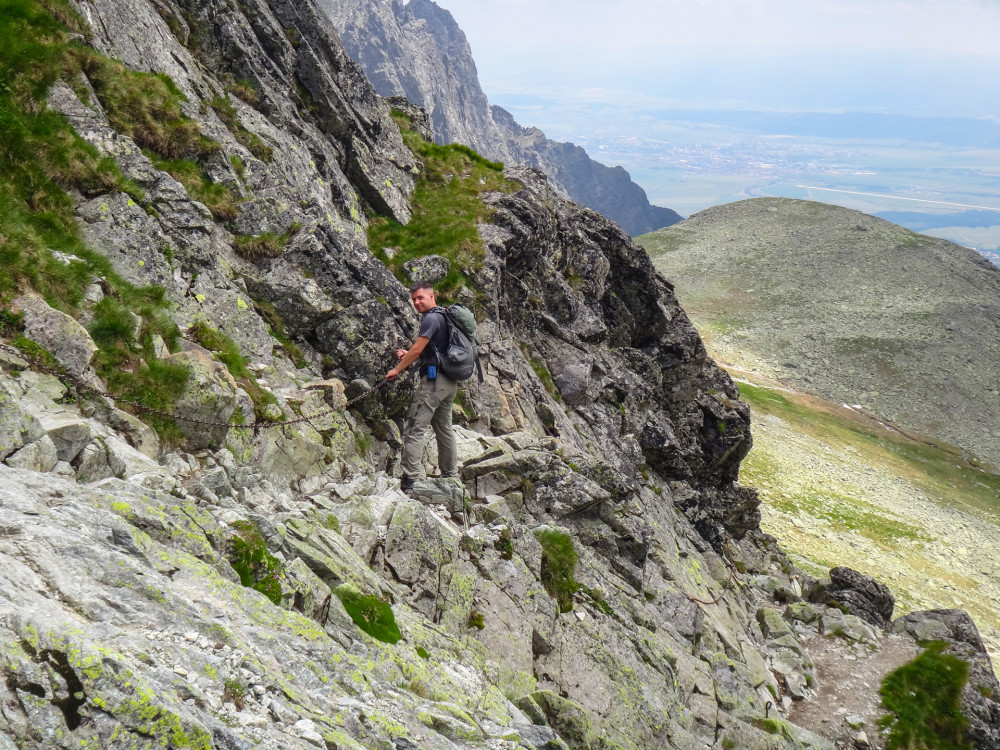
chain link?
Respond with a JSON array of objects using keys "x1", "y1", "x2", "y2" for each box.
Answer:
[{"x1": 0, "y1": 340, "x2": 395, "y2": 436}]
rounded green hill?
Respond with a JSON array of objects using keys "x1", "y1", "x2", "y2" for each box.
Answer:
[{"x1": 639, "y1": 197, "x2": 1000, "y2": 470}]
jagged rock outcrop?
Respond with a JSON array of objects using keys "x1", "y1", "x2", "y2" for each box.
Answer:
[
  {"x1": 824, "y1": 566, "x2": 895, "y2": 629},
  {"x1": 321, "y1": 0, "x2": 681, "y2": 236},
  {"x1": 0, "y1": 1, "x2": 997, "y2": 749}
]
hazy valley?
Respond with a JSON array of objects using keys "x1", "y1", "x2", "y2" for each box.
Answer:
[{"x1": 499, "y1": 98, "x2": 1000, "y2": 260}]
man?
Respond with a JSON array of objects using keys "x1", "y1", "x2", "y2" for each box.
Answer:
[{"x1": 386, "y1": 280, "x2": 458, "y2": 491}]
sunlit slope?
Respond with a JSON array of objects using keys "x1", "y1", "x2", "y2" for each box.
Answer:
[
  {"x1": 638, "y1": 198, "x2": 1000, "y2": 469},
  {"x1": 733, "y1": 375, "x2": 1000, "y2": 663}
]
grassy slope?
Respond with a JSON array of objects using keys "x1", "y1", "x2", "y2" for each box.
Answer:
[{"x1": 733, "y1": 370, "x2": 1000, "y2": 664}]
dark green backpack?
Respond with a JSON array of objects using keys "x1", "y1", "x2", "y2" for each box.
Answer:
[{"x1": 431, "y1": 305, "x2": 484, "y2": 382}]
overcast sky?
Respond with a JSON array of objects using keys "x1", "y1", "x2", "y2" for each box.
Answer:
[{"x1": 435, "y1": 0, "x2": 1000, "y2": 122}]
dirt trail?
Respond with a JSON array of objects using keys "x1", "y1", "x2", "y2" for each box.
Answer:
[{"x1": 788, "y1": 631, "x2": 919, "y2": 749}]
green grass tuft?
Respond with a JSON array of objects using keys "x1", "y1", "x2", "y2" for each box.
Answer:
[
  {"x1": 233, "y1": 222, "x2": 300, "y2": 261},
  {"x1": 878, "y1": 641, "x2": 971, "y2": 750},
  {"x1": 518, "y1": 344, "x2": 561, "y2": 401},
  {"x1": 229, "y1": 521, "x2": 284, "y2": 606},
  {"x1": 187, "y1": 321, "x2": 280, "y2": 422},
  {"x1": 233, "y1": 232, "x2": 284, "y2": 260},
  {"x1": 188, "y1": 321, "x2": 249, "y2": 379},
  {"x1": 534, "y1": 529, "x2": 579, "y2": 613},
  {"x1": 145, "y1": 154, "x2": 237, "y2": 221},
  {"x1": 11, "y1": 334, "x2": 62, "y2": 373}
]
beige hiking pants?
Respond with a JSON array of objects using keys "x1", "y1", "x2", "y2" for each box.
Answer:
[{"x1": 400, "y1": 373, "x2": 458, "y2": 479}]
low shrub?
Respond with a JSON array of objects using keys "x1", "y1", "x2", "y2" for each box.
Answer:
[{"x1": 878, "y1": 641, "x2": 971, "y2": 750}]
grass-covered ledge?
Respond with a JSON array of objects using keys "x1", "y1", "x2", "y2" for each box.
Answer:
[{"x1": 368, "y1": 109, "x2": 520, "y2": 304}]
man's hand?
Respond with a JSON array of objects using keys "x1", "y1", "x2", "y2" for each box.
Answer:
[{"x1": 387, "y1": 337, "x2": 430, "y2": 382}]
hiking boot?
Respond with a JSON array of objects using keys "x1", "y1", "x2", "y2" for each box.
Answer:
[{"x1": 400, "y1": 476, "x2": 415, "y2": 492}]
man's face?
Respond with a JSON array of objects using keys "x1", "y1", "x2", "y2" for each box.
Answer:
[{"x1": 410, "y1": 287, "x2": 436, "y2": 313}]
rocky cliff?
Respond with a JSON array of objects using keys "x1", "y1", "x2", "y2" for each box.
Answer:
[
  {"x1": 0, "y1": 2, "x2": 997, "y2": 750},
  {"x1": 319, "y1": 0, "x2": 681, "y2": 237}
]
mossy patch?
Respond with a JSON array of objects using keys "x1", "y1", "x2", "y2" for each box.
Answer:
[
  {"x1": 334, "y1": 586, "x2": 401, "y2": 644},
  {"x1": 228, "y1": 521, "x2": 284, "y2": 606}
]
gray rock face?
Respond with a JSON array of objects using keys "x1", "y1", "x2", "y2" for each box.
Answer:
[
  {"x1": 321, "y1": 0, "x2": 682, "y2": 236},
  {"x1": 0, "y1": 393, "x2": 46, "y2": 461},
  {"x1": 12, "y1": 295, "x2": 98, "y2": 378},
  {"x1": 402, "y1": 254, "x2": 450, "y2": 283},
  {"x1": 474, "y1": 166, "x2": 756, "y2": 549},
  {"x1": 826, "y1": 566, "x2": 895, "y2": 629}
]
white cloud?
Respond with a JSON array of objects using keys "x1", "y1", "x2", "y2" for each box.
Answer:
[{"x1": 445, "y1": 0, "x2": 1000, "y2": 58}]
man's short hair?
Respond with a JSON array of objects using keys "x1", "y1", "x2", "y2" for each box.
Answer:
[{"x1": 409, "y1": 280, "x2": 435, "y2": 294}]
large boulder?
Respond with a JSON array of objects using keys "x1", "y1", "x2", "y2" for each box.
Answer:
[
  {"x1": 826, "y1": 566, "x2": 894, "y2": 628},
  {"x1": 12, "y1": 294, "x2": 98, "y2": 378},
  {"x1": 163, "y1": 350, "x2": 239, "y2": 450}
]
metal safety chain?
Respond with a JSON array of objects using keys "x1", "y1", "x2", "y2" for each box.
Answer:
[{"x1": 0, "y1": 340, "x2": 394, "y2": 437}]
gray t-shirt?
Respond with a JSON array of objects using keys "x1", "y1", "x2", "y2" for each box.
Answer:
[{"x1": 417, "y1": 308, "x2": 448, "y2": 368}]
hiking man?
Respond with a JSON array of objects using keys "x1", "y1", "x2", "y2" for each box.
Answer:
[{"x1": 386, "y1": 280, "x2": 458, "y2": 491}]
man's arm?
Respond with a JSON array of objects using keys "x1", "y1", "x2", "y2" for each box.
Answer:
[{"x1": 387, "y1": 336, "x2": 430, "y2": 380}]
